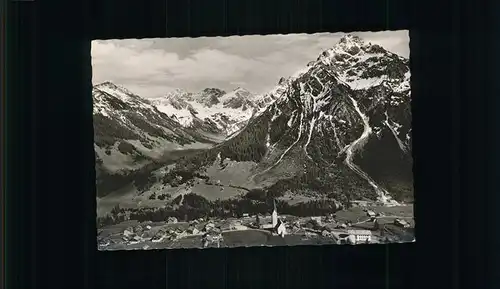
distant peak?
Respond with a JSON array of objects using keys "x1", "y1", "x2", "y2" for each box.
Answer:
[
  {"x1": 93, "y1": 81, "x2": 136, "y2": 96},
  {"x1": 338, "y1": 34, "x2": 365, "y2": 45},
  {"x1": 202, "y1": 87, "x2": 226, "y2": 95},
  {"x1": 232, "y1": 87, "x2": 253, "y2": 97},
  {"x1": 162, "y1": 89, "x2": 195, "y2": 103},
  {"x1": 203, "y1": 87, "x2": 223, "y2": 91},
  {"x1": 165, "y1": 88, "x2": 189, "y2": 97}
]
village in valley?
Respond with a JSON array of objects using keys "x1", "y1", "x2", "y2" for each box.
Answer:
[{"x1": 97, "y1": 199, "x2": 415, "y2": 250}]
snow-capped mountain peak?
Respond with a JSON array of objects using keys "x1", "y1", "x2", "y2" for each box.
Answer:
[
  {"x1": 196, "y1": 88, "x2": 225, "y2": 107},
  {"x1": 93, "y1": 81, "x2": 160, "y2": 116},
  {"x1": 94, "y1": 81, "x2": 139, "y2": 100},
  {"x1": 340, "y1": 34, "x2": 364, "y2": 43},
  {"x1": 164, "y1": 88, "x2": 193, "y2": 101},
  {"x1": 309, "y1": 35, "x2": 410, "y2": 92},
  {"x1": 200, "y1": 88, "x2": 226, "y2": 99},
  {"x1": 337, "y1": 34, "x2": 366, "y2": 49},
  {"x1": 220, "y1": 87, "x2": 253, "y2": 104}
]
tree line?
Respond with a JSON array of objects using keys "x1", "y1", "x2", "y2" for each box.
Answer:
[{"x1": 97, "y1": 192, "x2": 342, "y2": 228}]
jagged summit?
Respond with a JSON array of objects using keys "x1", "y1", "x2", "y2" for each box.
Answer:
[
  {"x1": 197, "y1": 88, "x2": 225, "y2": 107},
  {"x1": 306, "y1": 34, "x2": 410, "y2": 92},
  {"x1": 95, "y1": 81, "x2": 116, "y2": 87},
  {"x1": 316, "y1": 35, "x2": 369, "y2": 64},
  {"x1": 338, "y1": 34, "x2": 365, "y2": 46},
  {"x1": 201, "y1": 88, "x2": 226, "y2": 97},
  {"x1": 222, "y1": 87, "x2": 253, "y2": 101},
  {"x1": 164, "y1": 88, "x2": 191, "y2": 99},
  {"x1": 94, "y1": 81, "x2": 132, "y2": 94},
  {"x1": 93, "y1": 81, "x2": 144, "y2": 107}
]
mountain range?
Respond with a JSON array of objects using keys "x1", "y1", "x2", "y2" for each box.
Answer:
[
  {"x1": 150, "y1": 86, "x2": 277, "y2": 136},
  {"x1": 93, "y1": 34, "x2": 412, "y2": 209}
]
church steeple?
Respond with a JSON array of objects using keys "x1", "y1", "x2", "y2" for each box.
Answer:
[{"x1": 272, "y1": 199, "x2": 278, "y2": 227}]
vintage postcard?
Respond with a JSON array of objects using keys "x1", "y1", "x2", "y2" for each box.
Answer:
[{"x1": 93, "y1": 31, "x2": 414, "y2": 250}]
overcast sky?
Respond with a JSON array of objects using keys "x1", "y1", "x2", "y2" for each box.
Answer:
[{"x1": 92, "y1": 30, "x2": 409, "y2": 98}]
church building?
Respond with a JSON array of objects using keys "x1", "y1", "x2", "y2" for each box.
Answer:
[{"x1": 261, "y1": 199, "x2": 287, "y2": 238}]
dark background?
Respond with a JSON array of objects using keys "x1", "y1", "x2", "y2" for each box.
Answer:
[{"x1": 4, "y1": 0, "x2": 499, "y2": 288}]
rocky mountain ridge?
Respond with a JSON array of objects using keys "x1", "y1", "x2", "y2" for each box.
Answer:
[{"x1": 93, "y1": 81, "x2": 222, "y2": 195}]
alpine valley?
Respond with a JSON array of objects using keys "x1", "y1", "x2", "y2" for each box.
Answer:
[{"x1": 94, "y1": 34, "x2": 413, "y2": 218}]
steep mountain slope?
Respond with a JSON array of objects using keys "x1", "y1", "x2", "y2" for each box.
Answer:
[
  {"x1": 93, "y1": 82, "x2": 217, "y2": 196},
  {"x1": 246, "y1": 35, "x2": 412, "y2": 203},
  {"x1": 151, "y1": 87, "x2": 277, "y2": 137},
  {"x1": 144, "y1": 34, "x2": 413, "y2": 205}
]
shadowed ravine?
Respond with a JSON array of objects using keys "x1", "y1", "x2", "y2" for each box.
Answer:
[{"x1": 344, "y1": 94, "x2": 398, "y2": 205}]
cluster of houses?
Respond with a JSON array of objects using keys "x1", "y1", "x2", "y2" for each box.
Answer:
[
  {"x1": 152, "y1": 219, "x2": 222, "y2": 245},
  {"x1": 246, "y1": 201, "x2": 405, "y2": 244},
  {"x1": 251, "y1": 201, "x2": 378, "y2": 243},
  {"x1": 298, "y1": 215, "x2": 374, "y2": 244},
  {"x1": 98, "y1": 198, "x2": 413, "y2": 249},
  {"x1": 118, "y1": 223, "x2": 154, "y2": 245}
]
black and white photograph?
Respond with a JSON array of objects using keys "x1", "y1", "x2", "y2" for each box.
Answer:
[{"x1": 93, "y1": 30, "x2": 414, "y2": 251}]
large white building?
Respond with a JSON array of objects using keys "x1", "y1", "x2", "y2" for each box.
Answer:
[{"x1": 347, "y1": 229, "x2": 372, "y2": 243}]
